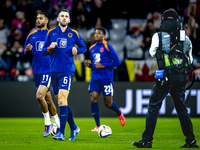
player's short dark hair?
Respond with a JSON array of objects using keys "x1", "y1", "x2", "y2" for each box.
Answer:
[
  {"x1": 38, "y1": 12, "x2": 49, "y2": 20},
  {"x1": 59, "y1": 9, "x2": 70, "y2": 16},
  {"x1": 95, "y1": 27, "x2": 106, "y2": 35}
]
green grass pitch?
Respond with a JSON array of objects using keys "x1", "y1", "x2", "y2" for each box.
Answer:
[{"x1": 0, "y1": 118, "x2": 199, "y2": 150}]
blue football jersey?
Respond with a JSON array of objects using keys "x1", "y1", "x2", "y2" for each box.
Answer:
[
  {"x1": 89, "y1": 40, "x2": 121, "y2": 80},
  {"x1": 21, "y1": 29, "x2": 50, "y2": 74},
  {"x1": 43, "y1": 26, "x2": 87, "y2": 72}
]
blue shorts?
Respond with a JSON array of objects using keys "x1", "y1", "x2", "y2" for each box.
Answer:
[
  {"x1": 88, "y1": 80, "x2": 114, "y2": 96},
  {"x1": 34, "y1": 73, "x2": 51, "y2": 90},
  {"x1": 51, "y1": 71, "x2": 74, "y2": 95}
]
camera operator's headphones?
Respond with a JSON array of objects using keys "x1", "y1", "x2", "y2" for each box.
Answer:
[{"x1": 161, "y1": 10, "x2": 180, "y2": 23}]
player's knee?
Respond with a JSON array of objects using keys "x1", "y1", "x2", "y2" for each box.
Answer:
[
  {"x1": 90, "y1": 92, "x2": 99, "y2": 103},
  {"x1": 90, "y1": 97, "x2": 98, "y2": 103},
  {"x1": 36, "y1": 93, "x2": 43, "y2": 102},
  {"x1": 105, "y1": 101, "x2": 112, "y2": 107},
  {"x1": 58, "y1": 98, "x2": 67, "y2": 106}
]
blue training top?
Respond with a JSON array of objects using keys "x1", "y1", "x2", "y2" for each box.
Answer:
[
  {"x1": 42, "y1": 26, "x2": 87, "y2": 73},
  {"x1": 89, "y1": 40, "x2": 121, "y2": 81},
  {"x1": 21, "y1": 29, "x2": 50, "y2": 74}
]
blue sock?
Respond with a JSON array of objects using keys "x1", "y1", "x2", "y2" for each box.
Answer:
[
  {"x1": 107, "y1": 102, "x2": 121, "y2": 116},
  {"x1": 67, "y1": 106, "x2": 77, "y2": 130},
  {"x1": 59, "y1": 106, "x2": 68, "y2": 135},
  {"x1": 91, "y1": 102, "x2": 100, "y2": 126}
]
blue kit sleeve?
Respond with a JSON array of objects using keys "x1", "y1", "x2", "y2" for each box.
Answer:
[
  {"x1": 75, "y1": 33, "x2": 87, "y2": 55},
  {"x1": 21, "y1": 36, "x2": 30, "y2": 57},
  {"x1": 101, "y1": 44, "x2": 121, "y2": 68},
  {"x1": 42, "y1": 32, "x2": 51, "y2": 56}
]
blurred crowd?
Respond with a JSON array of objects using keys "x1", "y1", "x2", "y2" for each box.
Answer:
[{"x1": 0, "y1": 0, "x2": 200, "y2": 81}]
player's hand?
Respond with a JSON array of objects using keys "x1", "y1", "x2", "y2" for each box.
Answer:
[
  {"x1": 84, "y1": 60, "x2": 90, "y2": 67},
  {"x1": 95, "y1": 62, "x2": 102, "y2": 68},
  {"x1": 72, "y1": 47, "x2": 77, "y2": 55},
  {"x1": 26, "y1": 43, "x2": 33, "y2": 51},
  {"x1": 49, "y1": 42, "x2": 57, "y2": 49}
]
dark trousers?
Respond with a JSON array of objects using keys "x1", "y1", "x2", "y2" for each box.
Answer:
[{"x1": 142, "y1": 83, "x2": 195, "y2": 143}]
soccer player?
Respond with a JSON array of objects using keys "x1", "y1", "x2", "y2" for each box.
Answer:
[
  {"x1": 84, "y1": 27, "x2": 126, "y2": 131},
  {"x1": 21, "y1": 12, "x2": 60, "y2": 137},
  {"x1": 42, "y1": 9, "x2": 87, "y2": 141}
]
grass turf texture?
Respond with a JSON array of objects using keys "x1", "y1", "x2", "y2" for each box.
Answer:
[{"x1": 0, "y1": 118, "x2": 199, "y2": 150}]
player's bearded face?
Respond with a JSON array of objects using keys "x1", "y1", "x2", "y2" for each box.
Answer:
[
  {"x1": 58, "y1": 12, "x2": 70, "y2": 27},
  {"x1": 36, "y1": 14, "x2": 46, "y2": 29},
  {"x1": 36, "y1": 22, "x2": 45, "y2": 28}
]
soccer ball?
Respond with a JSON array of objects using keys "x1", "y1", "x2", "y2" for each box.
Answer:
[
  {"x1": 97, "y1": 125, "x2": 112, "y2": 138},
  {"x1": 51, "y1": 124, "x2": 58, "y2": 136}
]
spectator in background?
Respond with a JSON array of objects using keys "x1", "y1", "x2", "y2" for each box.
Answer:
[
  {"x1": 187, "y1": 16, "x2": 200, "y2": 42},
  {"x1": 0, "y1": 18, "x2": 11, "y2": 44},
  {"x1": 184, "y1": 0, "x2": 200, "y2": 24},
  {"x1": 124, "y1": 26, "x2": 144, "y2": 60},
  {"x1": 142, "y1": 19, "x2": 158, "y2": 59},
  {"x1": 10, "y1": 40, "x2": 31, "y2": 76},
  {"x1": 184, "y1": 17, "x2": 200, "y2": 78},
  {"x1": 144, "y1": 19, "x2": 157, "y2": 39},
  {"x1": 0, "y1": 0, "x2": 16, "y2": 28},
  {"x1": 170, "y1": 0, "x2": 188, "y2": 16},
  {"x1": 16, "y1": 0, "x2": 35, "y2": 29},
  {"x1": 11, "y1": 11, "x2": 27, "y2": 36},
  {"x1": 152, "y1": 10, "x2": 162, "y2": 29},
  {"x1": 86, "y1": 17, "x2": 109, "y2": 41},
  {"x1": 185, "y1": 17, "x2": 200, "y2": 56},
  {"x1": 71, "y1": 0, "x2": 89, "y2": 29},
  {"x1": 82, "y1": 0, "x2": 91, "y2": 14},
  {"x1": 52, "y1": 0, "x2": 73, "y2": 18},
  {"x1": 32, "y1": 0, "x2": 53, "y2": 16},
  {"x1": 0, "y1": 43, "x2": 12, "y2": 80},
  {"x1": 7, "y1": 28, "x2": 26, "y2": 49},
  {"x1": 90, "y1": 0, "x2": 111, "y2": 30}
]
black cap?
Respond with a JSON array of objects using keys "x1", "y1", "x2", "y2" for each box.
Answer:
[{"x1": 161, "y1": 10, "x2": 179, "y2": 22}]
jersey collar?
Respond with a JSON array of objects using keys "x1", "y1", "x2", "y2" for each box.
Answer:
[{"x1": 57, "y1": 25, "x2": 69, "y2": 33}]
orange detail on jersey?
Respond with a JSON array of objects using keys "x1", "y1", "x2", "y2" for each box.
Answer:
[
  {"x1": 27, "y1": 30, "x2": 37, "y2": 39},
  {"x1": 89, "y1": 44, "x2": 96, "y2": 51},
  {"x1": 47, "y1": 47, "x2": 51, "y2": 52},
  {"x1": 102, "y1": 40, "x2": 109, "y2": 51},
  {"x1": 71, "y1": 29, "x2": 80, "y2": 39},
  {"x1": 24, "y1": 48, "x2": 27, "y2": 54},
  {"x1": 101, "y1": 65, "x2": 106, "y2": 68},
  {"x1": 100, "y1": 47, "x2": 104, "y2": 52},
  {"x1": 47, "y1": 27, "x2": 56, "y2": 38},
  {"x1": 68, "y1": 32, "x2": 73, "y2": 38}
]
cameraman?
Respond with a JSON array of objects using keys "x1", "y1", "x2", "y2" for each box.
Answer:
[{"x1": 132, "y1": 10, "x2": 199, "y2": 148}]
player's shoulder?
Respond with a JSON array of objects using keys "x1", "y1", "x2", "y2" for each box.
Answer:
[
  {"x1": 102, "y1": 40, "x2": 110, "y2": 51},
  {"x1": 89, "y1": 43, "x2": 96, "y2": 51},
  {"x1": 47, "y1": 27, "x2": 57, "y2": 36},
  {"x1": 27, "y1": 30, "x2": 38, "y2": 38},
  {"x1": 69, "y1": 28, "x2": 80, "y2": 39}
]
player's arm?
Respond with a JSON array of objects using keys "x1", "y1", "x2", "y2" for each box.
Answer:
[
  {"x1": 42, "y1": 32, "x2": 50, "y2": 56},
  {"x1": 84, "y1": 60, "x2": 93, "y2": 68},
  {"x1": 73, "y1": 33, "x2": 87, "y2": 55},
  {"x1": 98, "y1": 44, "x2": 121, "y2": 68},
  {"x1": 84, "y1": 49, "x2": 93, "y2": 68},
  {"x1": 84, "y1": 45, "x2": 94, "y2": 68},
  {"x1": 21, "y1": 36, "x2": 32, "y2": 57},
  {"x1": 42, "y1": 32, "x2": 57, "y2": 56}
]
